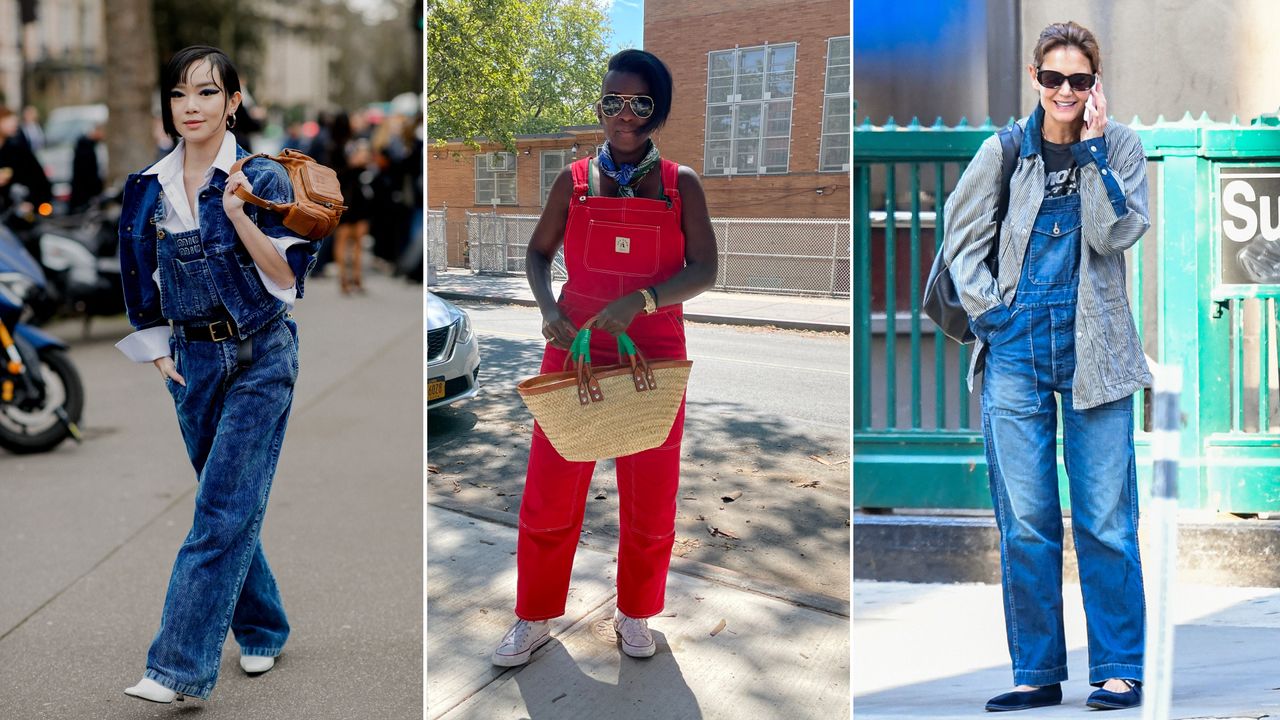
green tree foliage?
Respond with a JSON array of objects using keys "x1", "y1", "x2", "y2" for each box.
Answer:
[
  {"x1": 427, "y1": 0, "x2": 610, "y2": 149},
  {"x1": 517, "y1": 0, "x2": 611, "y2": 135}
]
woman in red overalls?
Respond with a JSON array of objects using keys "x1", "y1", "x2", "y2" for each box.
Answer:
[{"x1": 492, "y1": 49, "x2": 717, "y2": 666}]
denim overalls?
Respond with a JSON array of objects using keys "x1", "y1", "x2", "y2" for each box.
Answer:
[
  {"x1": 980, "y1": 185, "x2": 1145, "y2": 687},
  {"x1": 119, "y1": 153, "x2": 312, "y2": 700}
]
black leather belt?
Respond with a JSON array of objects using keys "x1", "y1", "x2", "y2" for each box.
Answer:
[{"x1": 178, "y1": 318, "x2": 238, "y2": 342}]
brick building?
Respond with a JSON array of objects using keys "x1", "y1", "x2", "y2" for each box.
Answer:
[{"x1": 427, "y1": 0, "x2": 851, "y2": 268}]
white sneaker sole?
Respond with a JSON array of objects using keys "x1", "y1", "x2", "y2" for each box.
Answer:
[{"x1": 491, "y1": 631, "x2": 551, "y2": 667}]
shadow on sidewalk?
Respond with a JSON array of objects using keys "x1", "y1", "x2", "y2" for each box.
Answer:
[
  {"x1": 512, "y1": 635, "x2": 703, "y2": 719},
  {"x1": 429, "y1": 333, "x2": 851, "y2": 602}
]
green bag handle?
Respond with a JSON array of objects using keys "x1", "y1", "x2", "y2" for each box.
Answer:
[{"x1": 569, "y1": 322, "x2": 639, "y2": 367}]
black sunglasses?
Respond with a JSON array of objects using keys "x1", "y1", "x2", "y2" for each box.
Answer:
[
  {"x1": 1036, "y1": 69, "x2": 1096, "y2": 91},
  {"x1": 599, "y1": 94, "x2": 655, "y2": 119}
]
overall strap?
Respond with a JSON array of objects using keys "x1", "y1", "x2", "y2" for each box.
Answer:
[{"x1": 569, "y1": 156, "x2": 591, "y2": 199}]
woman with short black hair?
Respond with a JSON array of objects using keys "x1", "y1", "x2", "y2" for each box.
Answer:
[
  {"x1": 118, "y1": 45, "x2": 317, "y2": 703},
  {"x1": 491, "y1": 48, "x2": 717, "y2": 666}
]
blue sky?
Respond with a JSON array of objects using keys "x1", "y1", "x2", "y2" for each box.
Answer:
[{"x1": 606, "y1": 0, "x2": 644, "y2": 51}]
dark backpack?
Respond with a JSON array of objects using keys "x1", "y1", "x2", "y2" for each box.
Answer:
[{"x1": 922, "y1": 122, "x2": 1024, "y2": 344}]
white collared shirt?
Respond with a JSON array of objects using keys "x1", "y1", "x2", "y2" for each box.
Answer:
[{"x1": 115, "y1": 132, "x2": 306, "y2": 363}]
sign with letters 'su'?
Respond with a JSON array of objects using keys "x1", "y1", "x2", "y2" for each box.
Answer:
[{"x1": 1220, "y1": 168, "x2": 1280, "y2": 285}]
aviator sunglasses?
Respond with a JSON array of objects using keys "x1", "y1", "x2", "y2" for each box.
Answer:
[
  {"x1": 598, "y1": 93, "x2": 655, "y2": 119},
  {"x1": 1036, "y1": 69, "x2": 1097, "y2": 92}
]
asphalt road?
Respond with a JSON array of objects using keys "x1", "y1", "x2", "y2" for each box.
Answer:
[
  {"x1": 0, "y1": 270, "x2": 423, "y2": 719},
  {"x1": 427, "y1": 301, "x2": 852, "y2": 602}
]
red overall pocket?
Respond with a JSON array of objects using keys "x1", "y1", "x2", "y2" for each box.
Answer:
[{"x1": 583, "y1": 219, "x2": 661, "y2": 278}]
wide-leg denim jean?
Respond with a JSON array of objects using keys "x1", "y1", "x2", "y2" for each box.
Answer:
[
  {"x1": 145, "y1": 314, "x2": 298, "y2": 699},
  {"x1": 978, "y1": 192, "x2": 1145, "y2": 687}
]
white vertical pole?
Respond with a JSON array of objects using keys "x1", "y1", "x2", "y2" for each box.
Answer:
[{"x1": 1142, "y1": 364, "x2": 1182, "y2": 720}]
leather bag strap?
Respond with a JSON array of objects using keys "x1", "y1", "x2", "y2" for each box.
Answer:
[{"x1": 227, "y1": 153, "x2": 282, "y2": 211}]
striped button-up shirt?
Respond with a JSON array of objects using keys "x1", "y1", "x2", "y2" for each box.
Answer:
[{"x1": 941, "y1": 106, "x2": 1153, "y2": 409}]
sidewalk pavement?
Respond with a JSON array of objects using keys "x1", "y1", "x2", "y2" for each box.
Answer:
[
  {"x1": 854, "y1": 580, "x2": 1280, "y2": 719},
  {"x1": 428, "y1": 269, "x2": 851, "y2": 333},
  {"x1": 0, "y1": 270, "x2": 422, "y2": 719},
  {"x1": 427, "y1": 504, "x2": 851, "y2": 719}
]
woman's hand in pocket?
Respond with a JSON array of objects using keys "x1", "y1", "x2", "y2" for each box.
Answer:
[
  {"x1": 153, "y1": 356, "x2": 186, "y2": 387},
  {"x1": 971, "y1": 303, "x2": 1014, "y2": 345}
]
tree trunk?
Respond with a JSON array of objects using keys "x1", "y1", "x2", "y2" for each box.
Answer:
[{"x1": 104, "y1": 0, "x2": 159, "y2": 186}]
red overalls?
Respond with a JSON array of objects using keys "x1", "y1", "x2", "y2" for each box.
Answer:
[{"x1": 516, "y1": 156, "x2": 688, "y2": 621}]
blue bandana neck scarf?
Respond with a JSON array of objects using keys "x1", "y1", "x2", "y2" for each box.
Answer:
[{"x1": 596, "y1": 140, "x2": 660, "y2": 198}]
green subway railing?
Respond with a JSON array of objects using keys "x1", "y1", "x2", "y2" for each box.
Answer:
[{"x1": 854, "y1": 112, "x2": 1280, "y2": 513}]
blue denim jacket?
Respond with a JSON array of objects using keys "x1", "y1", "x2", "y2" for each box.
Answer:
[{"x1": 119, "y1": 145, "x2": 318, "y2": 338}]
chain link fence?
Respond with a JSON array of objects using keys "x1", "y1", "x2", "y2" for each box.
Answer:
[
  {"x1": 427, "y1": 209, "x2": 447, "y2": 273},
  {"x1": 463, "y1": 212, "x2": 848, "y2": 298},
  {"x1": 466, "y1": 211, "x2": 566, "y2": 279}
]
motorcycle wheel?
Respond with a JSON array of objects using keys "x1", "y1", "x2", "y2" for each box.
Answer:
[{"x1": 0, "y1": 348, "x2": 84, "y2": 454}]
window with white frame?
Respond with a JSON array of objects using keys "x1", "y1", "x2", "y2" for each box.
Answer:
[
  {"x1": 819, "y1": 36, "x2": 851, "y2": 173},
  {"x1": 475, "y1": 152, "x2": 518, "y2": 205},
  {"x1": 540, "y1": 149, "x2": 572, "y2": 206},
  {"x1": 704, "y1": 43, "x2": 796, "y2": 176}
]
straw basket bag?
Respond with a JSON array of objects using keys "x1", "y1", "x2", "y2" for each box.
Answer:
[{"x1": 517, "y1": 327, "x2": 692, "y2": 462}]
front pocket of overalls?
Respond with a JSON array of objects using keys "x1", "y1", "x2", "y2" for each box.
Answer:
[
  {"x1": 169, "y1": 257, "x2": 221, "y2": 318},
  {"x1": 981, "y1": 309, "x2": 1042, "y2": 416},
  {"x1": 1027, "y1": 217, "x2": 1081, "y2": 285},
  {"x1": 583, "y1": 219, "x2": 661, "y2": 277}
]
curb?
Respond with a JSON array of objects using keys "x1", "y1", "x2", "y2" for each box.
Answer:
[
  {"x1": 430, "y1": 291, "x2": 851, "y2": 334},
  {"x1": 430, "y1": 497, "x2": 850, "y2": 618},
  {"x1": 854, "y1": 513, "x2": 1280, "y2": 587}
]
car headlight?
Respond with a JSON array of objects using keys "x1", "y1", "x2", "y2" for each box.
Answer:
[
  {"x1": 0, "y1": 272, "x2": 36, "y2": 309},
  {"x1": 455, "y1": 313, "x2": 472, "y2": 344}
]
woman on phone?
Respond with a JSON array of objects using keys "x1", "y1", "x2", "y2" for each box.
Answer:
[
  {"x1": 491, "y1": 48, "x2": 717, "y2": 666},
  {"x1": 940, "y1": 21, "x2": 1150, "y2": 712},
  {"x1": 116, "y1": 45, "x2": 317, "y2": 703}
]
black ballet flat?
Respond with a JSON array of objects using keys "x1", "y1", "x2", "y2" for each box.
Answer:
[{"x1": 985, "y1": 683, "x2": 1063, "y2": 712}]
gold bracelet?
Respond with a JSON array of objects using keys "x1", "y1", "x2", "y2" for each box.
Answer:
[{"x1": 638, "y1": 288, "x2": 657, "y2": 314}]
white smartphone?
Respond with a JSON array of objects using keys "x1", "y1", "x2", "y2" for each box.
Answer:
[{"x1": 1084, "y1": 74, "x2": 1100, "y2": 124}]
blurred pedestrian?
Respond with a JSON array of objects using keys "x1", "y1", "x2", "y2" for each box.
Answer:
[
  {"x1": 69, "y1": 123, "x2": 104, "y2": 213},
  {"x1": 281, "y1": 121, "x2": 307, "y2": 152},
  {"x1": 335, "y1": 138, "x2": 373, "y2": 294},
  {"x1": 118, "y1": 45, "x2": 318, "y2": 705},
  {"x1": 20, "y1": 105, "x2": 44, "y2": 151},
  {"x1": 0, "y1": 107, "x2": 53, "y2": 209}
]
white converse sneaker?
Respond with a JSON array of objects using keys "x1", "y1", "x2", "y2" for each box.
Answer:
[
  {"x1": 240, "y1": 654, "x2": 276, "y2": 674},
  {"x1": 124, "y1": 677, "x2": 182, "y2": 703},
  {"x1": 491, "y1": 618, "x2": 550, "y2": 667},
  {"x1": 613, "y1": 609, "x2": 656, "y2": 658}
]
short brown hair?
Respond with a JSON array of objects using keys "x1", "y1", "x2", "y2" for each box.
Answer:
[{"x1": 1033, "y1": 21, "x2": 1101, "y2": 74}]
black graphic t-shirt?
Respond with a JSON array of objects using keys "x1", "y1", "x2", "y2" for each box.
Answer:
[{"x1": 1042, "y1": 140, "x2": 1079, "y2": 197}]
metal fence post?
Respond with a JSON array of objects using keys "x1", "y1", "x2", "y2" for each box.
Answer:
[
  {"x1": 1142, "y1": 363, "x2": 1182, "y2": 720},
  {"x1": 1155, "y1": 148, "x2": 1216, "y2": 506}
]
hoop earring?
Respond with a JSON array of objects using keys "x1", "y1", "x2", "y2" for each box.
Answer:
[{"x1": 226, "y1": 114, "x2": 237, "y2": 130}]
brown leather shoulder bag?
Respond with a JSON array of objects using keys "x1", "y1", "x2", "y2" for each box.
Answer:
[{"x1": 229, "y1": 149, "x2": 346, "y2": 240}]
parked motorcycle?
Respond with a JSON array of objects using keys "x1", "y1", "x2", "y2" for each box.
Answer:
[
  {"x1": 0, "y1": 218, "x2": 84, "y2": 453},
  {"x1": 37, "y1": 192, "x2": 125, "y2": 326},
  {"x1": 3, "y1": 185, "x2": 123, "y2": 329}
]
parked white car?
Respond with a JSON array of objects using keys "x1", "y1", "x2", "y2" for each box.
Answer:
[{"x1": 427, "y1": 292, "x2": 480, "y2": 409}]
